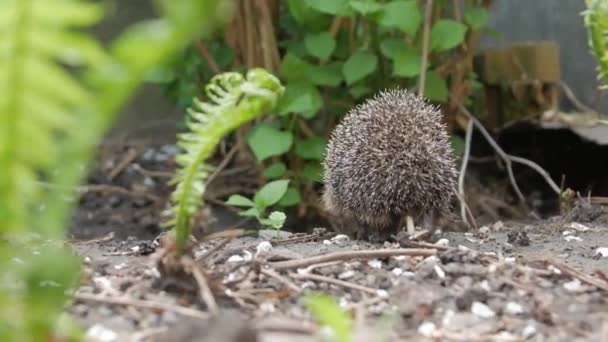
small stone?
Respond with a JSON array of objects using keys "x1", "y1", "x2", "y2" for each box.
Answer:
[
  {"x1": 595, "y1": 247, "x2": 608, "y2": 257},
  {"x1": 331, "y1": 234, "x2": 349, "y2": 244},
  {"x1": 564, "y1": 235, "x2": 582, "y2": 242},
  {"x1": 434, "y1": 238, "x2": 450, "y2": 248},
  {"x1": 568, "y1": 222, "x2": 590, "y2": 232},
  {"x1": 505, "y1": 302, "x2": 524, "y2": 315},
  {"x1": 322, "y1": 240, "x2": 332, "y2": 245},
  {"x1": 433, "y1": 265, "x2": 446, "y2": 279},
  {"x1": 417, "y1": 321, "x2": 437, "y2": 338},
  {"x1": 338, "y1": 270, "x2": 355, "y2": 280},
  {"x1": 113, "y1": 262, "x2": 127, "y2": 270},
  {"x1": 522, "y1": 324, "x2": 537, "y2": 338},
  {"x1": 86, "y1": 324, "x2": 118, "y2": 342},
  {"x1": 255, "y1": 241, "x2": 273, "y2": 256},
  {"x1": 392, "y1": 268, "x2": 403, "y2": 276},
  {"x1": 227, "y1": 255, "x2": 245, "y2": 263},
  {"x1": 471, "y1": 301, "x2": 495, "y2": 318},
  {"x1": 367, "y1": 259, "x2": 383, "y2": 269},
  {"x1": 563, "y1": 279, "x2": 582, "y2": 292}
]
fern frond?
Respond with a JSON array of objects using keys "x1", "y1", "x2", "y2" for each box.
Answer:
[
  {"x1": 584, "y1": 0, "x2": 608, "y2": 88},
  {"x1": 165, "y1": 68, "x2": 284, "y2": 252},
  {"x1": 0, "y1": 0, "x2": 105, "y2": 233}
]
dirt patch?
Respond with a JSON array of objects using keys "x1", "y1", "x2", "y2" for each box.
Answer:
[{"x1": 66, "y1": 143, "x2": 608, "y2": 341}]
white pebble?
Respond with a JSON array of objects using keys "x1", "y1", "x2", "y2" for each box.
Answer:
[
  {"x1": 227, "y1": 255, "x2": 245, "y2": 263},
  {"x1": 562, "y1": 230, "x2": 573, "y2": 236},
  {"x1": 548, "y1": 265, "x2": 562, "y2": 274},
  {"x1": 522, "y1": 324, "x2": 537, "y2": 338},
  {"x1": 255, "y1": 241, "x2": 273, "y2": 256},
  {"x1": 595, "y1": 247, "x2": 608, "y2": 257},
  {"x1": 391, "y1": 268, "x2": 403, "y2": 276},
  {"x1": 458, "y1": 245, "x2": 471, "y2": 252},
  {"x1": 568, "y1": 222, "x2": 590, "y2": 232},
  {"x1": 504, "y1": 257, "x2": 516, "y2": 264},
  {"x1": 130, "y1": 246, "x2": 140, "y2": 253},
  {"x1": 331, "y1": 234, "x2": 350, "y2": 244},
  {"x1": 479, "y1": 280, "x2": 491, "y2": 292},
  {"x1": 417, "y1": 321, "x2": 437, "y2": 338},
  {"x1": 478, "y1": 226, "x2": 490, "y2": 234},
  {"x1": 433, "y1": 265, "x2": 446, "y2": 279},
  {"x1": 376, "y1": 289, "x2": 389, "y2": 298},
  {"x1": 564, "y1": 235, "x2": 582, "y2": 242},
  {"x1": 492, "y1": 221, "x2": 504, "y2": 231},
  {"x1": 367, "y1": 259, "x2": 383, "y2": 269},
  {"x1": 259, "y1": 301, "x2": 275, "y2": 313},
  {"x1": 434, "y1": 238, "x2": 450, "y2": 248},
  {"x1": 471, "y1": 302, "x2": 495, "y2": 318},
  {"x1": 86, "y1": 324, "x2": 118, "y2": 342},
  {"x1": 322, "y1": 240, "x2": 332, "y2": 245},
  {"x1": 338, "y1": 270, "x2": 355, "y2": 280},
  {"x1": 505, "y1": 302, "x2": 524, "y2": 315},
  {"x1": 563, "y1": 278, "x2": 582, "y2": 292},
  {"x1": 113, "y1": 262, "x2": 127, "y2": 270}
]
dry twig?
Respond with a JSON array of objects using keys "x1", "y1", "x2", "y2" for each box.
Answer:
[
  {"x1": 109, "y1": 147, "x2": 139, "y2": 180},
  {"x1": 268, "y1": 248, "x2": 437, "y2": 270},
  {"x1": 418, "y1": 0, "x2": 434, "y2": 97},
  {"x1": 183, "y1": 257, "x2": 219, "y2": 314},
  {"x1": 261, "y1": 268, "x2": 301, "y2": 293},
  {"x1": 453, "y1": 96, "x2": 561, "y2": 205},
  {"x1": 458, "y1": 117, "x2": 474, "y2": 226},
  {"x1": 290, "y1": 272, "x2": 380, "y2": 295},
  {"x1": 73, "y1": 293, "x2": 209, "y2": 320}
]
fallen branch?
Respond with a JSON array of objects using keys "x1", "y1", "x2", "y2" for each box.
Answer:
[
  {"x1": 545, "y1": 257, "x2": 608, "y2": 292},
  {"x1": 183, "y1": 257, "x2": 219, "y2": 315},
  {"x1": 73, "y1": 293, "x2": 209, "y2": 320},
  {"x1": 452, "y1": 96, "x2": 562, "y2": 205},
  {"x1": 267, "y1": 248, "x2": 437, "y2": 270},
  {"x1": 458, "y1": 117, "x2": 475, "y2": 226}
]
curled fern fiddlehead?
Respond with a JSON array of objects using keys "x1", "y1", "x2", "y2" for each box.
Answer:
[
  {"x1": 165, "y1": 68, "x2": 284, "y2": 252},
  {"x1": 584, "y1": 0, "x2": 608, "y2": 88}
]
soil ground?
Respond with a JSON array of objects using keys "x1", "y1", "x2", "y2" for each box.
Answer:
[{"x1": 67, "y1": 143, "x2": 608, "y2": 341}]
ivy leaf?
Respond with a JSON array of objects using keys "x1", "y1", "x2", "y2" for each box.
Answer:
[
  {"x1": 302, "y1": 162, "x2": 323, "y2": 182},
  {"x1": 308, "y1": 63, "x2": 343, "y2": 86},
  {"x1": 277, "y1": 83, "x2": 323, "y2": 118},
  {"x1": 264, "y1": 162, "x2": 287, "y2": 179},
  {"x1": 343, "y1": 52, "x2": 378, "y2": 85},
  {"x1": 464, "y1": 6, "x2": 489, "y2": 30},
  {"x1": 254, "y1": 180, "x2": 290, "y2": 208},
  {"x1": 304, "y1": 0, "x2": 353, "y2": 16},
  {"x1": 392, "y1": 45, "x2": 421, "y2": 77},
  {"x1": 430, "y1": 20, "x2": 468, "y2": 52},
  {"x1": 377, "y1": 1, "x2": 421, "y2": 36},
  {"x1": 349, "y1": 1, "x2": 383, "y2": 15},
  {"x1": 278, "y1": 187, "x2": 302, "y2": 207},
  {"x1": 248, "y1": 123, "x2": 294, "y2": 161},
  {"x1": 295, "y1": 136, "x2": 326, "y2": 160},
  {"x1": 305, "y1": 32, "x2": 336, "y2": 60},
  {"x1": 226, "y1": 194, "x2": 255, "y2": 207},
  {"x1": 423, "y1": 70, "x2": 448, "y2": 102}
]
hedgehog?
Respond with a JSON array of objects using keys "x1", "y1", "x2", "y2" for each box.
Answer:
[{"x1": 322, "y1": 88, "x2": 458, "y2": 241}]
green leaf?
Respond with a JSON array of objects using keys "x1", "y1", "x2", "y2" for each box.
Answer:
[
  {"x1": 254, "y1": 180, "x2": 291, "y2": 208},
  {"x1": 377, "y1": 1, "x2": 421, "y2": 36},
  {"x1": 423, "y1": 70, "x2": 448, "y2": 102},
  {"x1": 308, "y1": 63, "x2": 343, "y2": 86},
  {"x1": 248, "y1": 124, "x2": 294, "y2": 161},
  {"x1": 305, "y1": 32, "x2": 336, "y2": 60},
  {"x1": 280, "y1": 53, "x2": 312, "y2": 81},
  {"x1": 239, "y1": 207, "x2": 261, "y2": 218},
  {"x1": 304, "y1": 293, "x2": 352, "y2": 342},
  {"x1": 380, "y1": 37, "x2": 406, "y2": 59},
  {"x1": 295, "y1": 136, "x2": 326, "y2": 160},
  {"x1": 349, "y1": 85, "x2": 372, "y2": 99},
  {"x1": 430, "y1": 20, "x2": 468, "y2": 52},
  {"x1": 304, "y1": 0, "x2": 353, "y2": 16},
  {"x1": 277, "y1": 83, "x2": 323, "y2": 118},
  {"x1": 264, "y1": 162, "x2": 287, "y2": 179},
  {"x1": 302, "y1": 162, "x2": 323, "y2": 182},
  {"x1": 259, "y1": 211, "x2": 287, "y2": 229},
  {"x1": 343, "y1": 52, "x2": 378, "y2": 85},
  {"x1": 464, "y1": 6, "x2": 489, "y2": 30},
  {"x1": 226, "y1": 194, "x2": 255, "y2": 207},
  {"x1": 278, "y1": 187, "x2": 302, "y2": 207},
  {"x1": 450, "y1": 135, "x2": 465, "y2": 157},
  {"x1": 392, "y1": 45, "x2": 421, "y2": 77},
  {"x1": 349, "y1": 1, "x2": 383, "y2": 15}
]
